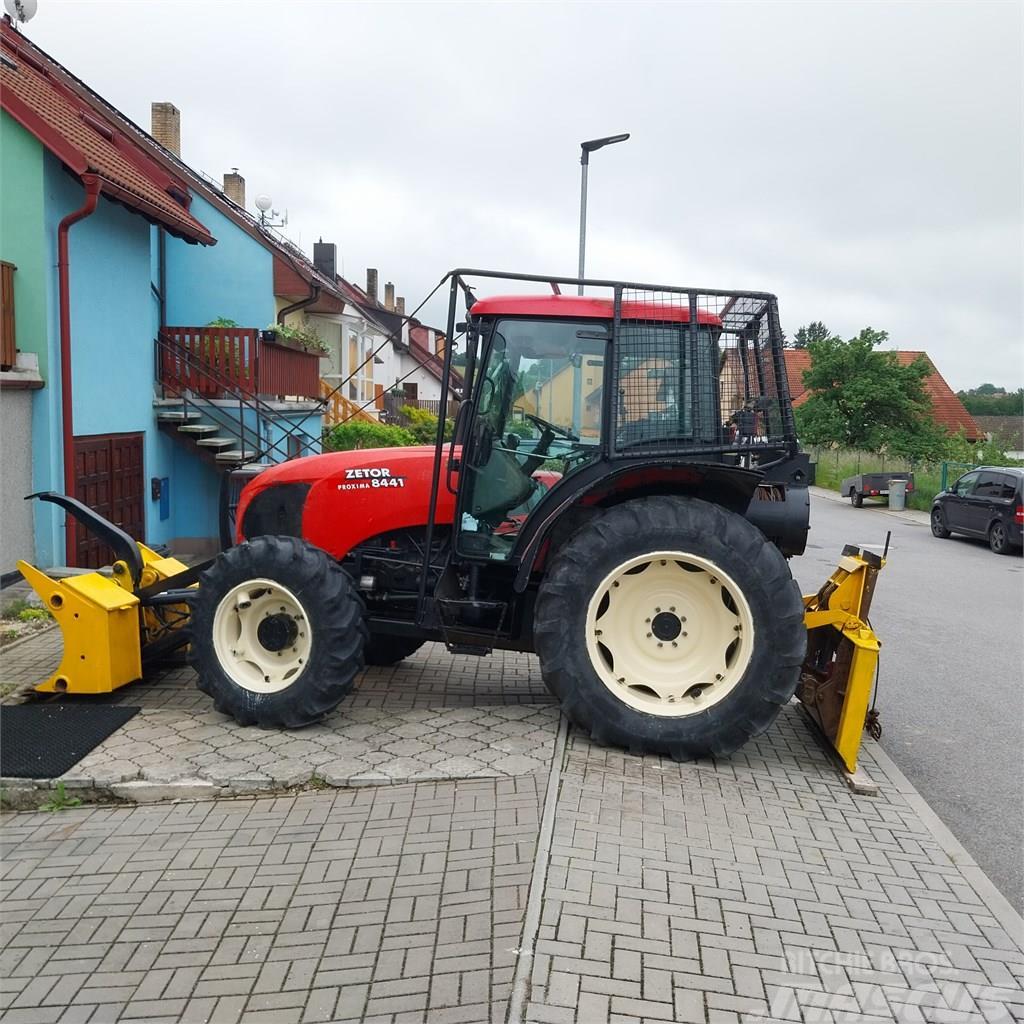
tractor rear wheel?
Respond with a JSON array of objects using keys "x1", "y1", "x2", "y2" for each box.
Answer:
[
  {"x1": 190, "y1": 535, "x2": 367, "y2": 727},
  {"x1": 364, "y1": 635, "x2": 424, "y2": 666},
  {"x1": 534, "y1": 496, "x2": 806, "y2": 760}
]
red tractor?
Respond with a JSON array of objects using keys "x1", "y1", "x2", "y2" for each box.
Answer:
[{"x1": 184, "y1": 270, "x2": 813, "y2": 759}]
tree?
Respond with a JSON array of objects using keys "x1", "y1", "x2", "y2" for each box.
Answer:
[
  {"x1": 789, "y1": 321, "x2": 836, "y2": 349},
  {"x1": 956, "y1": 387, "x2": 1023, "y2": 416},
  {"x1": 794, "y1": 327, "x2": 949, "y2": 460}
]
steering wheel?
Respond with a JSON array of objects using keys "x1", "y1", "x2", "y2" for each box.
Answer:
[{"x1": 525, "y1": 412, "x2": 580, "y2": 442}]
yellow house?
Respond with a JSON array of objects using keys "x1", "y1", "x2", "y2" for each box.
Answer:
[{"x1": 513, "y1": 360, "x2": 604, "y2": 438}]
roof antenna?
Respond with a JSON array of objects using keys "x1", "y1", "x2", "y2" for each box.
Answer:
[{"x1": 4, "y1": 0, "x2": 39, "y2": 27}]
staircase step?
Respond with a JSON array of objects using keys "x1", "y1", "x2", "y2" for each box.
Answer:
[
  {"x1": 196, "y1": 437, "x2": 236, "y2": 449},
  {"x1": 178, "y1": 424, "x2": 220, "y2": 435},
  {"x1": 158, "y1": 411, "x2": 201, "y2": 422},
  {"x1": 153, "y1": 398, "x2": 183, "y2": 407},
  {"x1": 216, "y1": 450, "x2": 260, "y2": 463}
]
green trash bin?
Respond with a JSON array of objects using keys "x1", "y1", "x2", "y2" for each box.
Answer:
[{"x1": 888, "y1": 478, "x2": 907, "y2": 510}]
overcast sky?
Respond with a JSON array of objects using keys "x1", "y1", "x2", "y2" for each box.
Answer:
[{"x1": 25, "y1": 0, "x2": 1024, "y2": 390}]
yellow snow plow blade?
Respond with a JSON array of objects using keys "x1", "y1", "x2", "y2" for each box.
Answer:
[
  {"x1": 799, "y1": 544, "x2": 885, "y2": 774},
  {"x1": 16, "y1": 542, "x2": 193, "y2": 696},
  {"x1": 17, "y1": 560, "x2": 143, "y2": 694}
]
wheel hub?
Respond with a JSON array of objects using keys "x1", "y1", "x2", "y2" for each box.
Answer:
[
  {"x1": 257, "y1": 613, "x2": 299, "y2": 653},
  {"x1": 651, "y1": 611, "x2": 682, "y2": 642}
]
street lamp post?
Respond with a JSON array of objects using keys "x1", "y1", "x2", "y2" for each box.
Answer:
[{"x1": 577, "y1": 133, "x2": 630, "y2": 295}]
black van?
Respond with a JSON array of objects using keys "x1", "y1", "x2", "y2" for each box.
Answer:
[{"x1": 931, "y1": 467, "x2": 1024, "y2": 554}]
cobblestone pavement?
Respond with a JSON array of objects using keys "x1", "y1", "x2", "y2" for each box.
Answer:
[
  {"x1": 1, "y1": 777, "x2": 542, "y2": 1024},
  {"x1": 1, "y1": 638, "x2": 557, "y2": 800},
  {"x1": 3, "y1": 700, "x2": 1023, "y2": 1022},
  {"x1": 2, "y1": 632, "x2": 1023, "y2": 1022}
]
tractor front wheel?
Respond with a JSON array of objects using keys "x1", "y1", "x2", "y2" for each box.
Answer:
[
  {"x1": 534, "y1": 497, "x2": 806, "y2": 760},
  {"x1": 190, "y1": 535, "x2": 367, "y2": 727}
]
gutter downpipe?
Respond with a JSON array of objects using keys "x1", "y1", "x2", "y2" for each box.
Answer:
[
  {"x1": 58, "y1": 174, "x2": 102, "y2": 566},
  {"x1": 276, "y1": 284, "x2": 321, "y2": 326}
]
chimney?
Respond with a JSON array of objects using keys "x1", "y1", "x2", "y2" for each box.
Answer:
[
  {"x1": 396, "y1": 297, "x2": 405, "y2": 315},
  {"x1": 223, "y1": 169, "x2": 245, "y2": 208},
  {"x1": 313, "y1": 239, "x2": 337, "y2": 280},
  {"x1": 384, "y1": 282, "x2": 395, "y2": 311},
  {"x1": 436, "y1": 332, "x2": 446, "y2": 356},
  {"x1": 366, "y1": 268, "x2": 378, "y2": 302},
  {"x1": 151, "y1": 102, "x2": 180, "y2": 156}
]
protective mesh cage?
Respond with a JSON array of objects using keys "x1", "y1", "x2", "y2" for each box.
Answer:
[{"x1": 610, "y1": 287, "x2": 792, "y2": 458}]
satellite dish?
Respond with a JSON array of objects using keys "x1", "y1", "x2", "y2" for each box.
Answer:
[
  {"x1": 254, "y1": 194, "x2": 273, "y2": 213},
  {"x1": 4, "y1": 0, "x2": 38, "y2": 22}
]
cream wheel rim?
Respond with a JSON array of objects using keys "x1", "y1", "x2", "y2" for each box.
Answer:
[
  {"x1": 212, "y1": 578, "x2": 313, "y2": 694},
  {"x1": 585, "y1": 551, "x2": 754, "y2": 717}
]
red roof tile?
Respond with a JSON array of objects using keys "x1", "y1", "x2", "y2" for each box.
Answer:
[
  {"x1": 1, "y1": 23, "x2": 213, "y2": 245},
  {"x1": 782, "y1": 348, "x2": 983, "y2": 440}
]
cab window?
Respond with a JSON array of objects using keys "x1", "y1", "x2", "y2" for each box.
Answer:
[{"x1": 458, "y1": 318, "x2": 605, "y2": 559}]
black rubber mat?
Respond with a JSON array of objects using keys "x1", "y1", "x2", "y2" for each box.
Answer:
[{"x1": 0, "y1": 704, "x2": 140, "y2": 779}]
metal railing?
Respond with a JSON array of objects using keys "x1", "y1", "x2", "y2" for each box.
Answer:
[
  {"x1": 160, "y1": 325, "x2": 320, "y2": 400},
  {"x1": 155, "y1": 331, "x2": 322, "y2": 467}
]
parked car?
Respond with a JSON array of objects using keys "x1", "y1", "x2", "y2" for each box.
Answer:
[
  {"x1": 841, "y1": 471, "x2": 914, "y2": 508},
  {"x1": 930, "y1": 467, "x2": 1024, "y2": 554}
]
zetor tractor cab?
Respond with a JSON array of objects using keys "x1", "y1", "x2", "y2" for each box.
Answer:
[{"x1": 187, "y1": 270, "x2": 814, "y2": 759}]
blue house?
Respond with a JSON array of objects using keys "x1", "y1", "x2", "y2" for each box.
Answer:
[{"x1": 0, "y1": 21, "x2": 340, "y2": 571}]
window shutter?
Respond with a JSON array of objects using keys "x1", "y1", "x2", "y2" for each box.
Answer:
[{"x1": 0, "y1": 261, "x2": 15, "y2": 370}]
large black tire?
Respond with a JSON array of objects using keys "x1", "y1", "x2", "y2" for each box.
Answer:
[
  {"x1": 533, "y1": 496, "x2": 806, "y2": 760},
  {"x1": 189, "y1": 535, "x2": 367, "y2": 727},
  {"x1": 364, "y1": 634, "x2": 425, "y2": 666},
  {"x1": 850, "y1": 489, "x2": 863, "y2": 508}
]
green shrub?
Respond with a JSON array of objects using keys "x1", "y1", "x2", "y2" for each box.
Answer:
[
  {"x1": 323, "y1": 421, "x2": 415, "y2": 451},
  {"x1": 400, "y1": 405, "x2": 454, "y2": 444},
  {"x1": 17, "y1": 608, "x2": 50, "y2": 623}
]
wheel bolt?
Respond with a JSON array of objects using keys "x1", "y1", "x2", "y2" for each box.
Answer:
[
  {"x1": 715, "y1": 673, "x2": 723, "y2": 680},
  {"x1": 682, "y1": 631, "x2": 688, "y2": 637},
  {"x1": 612, "y1": 581, "x2": 619, "y2": 588},
  {"x1": 595, "y1": 629, "x2": 602, "y2": 636},
  {"x1": 669, "y1": 606, "x2": 676, "y2": 612},
  {"x1": 264, "y1": 675, "x2": 270, "y2": 682},
  {"x1": 734, "y1": 625, "x2": 741, "y2": 632},
  {"x1": 645, "y1": 618, "x2": 651, "y2": 624},
  {"x1": 655, "y1": 606, "x2": 661, "y2": 613},
  {"x1": 660, "y1": 559, "x2": 667, "y2": 565},
  {"x1": 646, "y1": 632, "x2": 652, "y2": 638},
  {"x1": 657, "y1": 642, "x2": 663, "y2": 648},
  {"x1": 671, "y1": 641, "x2": 678, "y2": 648}
]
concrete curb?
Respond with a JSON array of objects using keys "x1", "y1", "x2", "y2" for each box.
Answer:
[{"x1": 866, "y1": 737, "x2": 1024, "y2": 951}]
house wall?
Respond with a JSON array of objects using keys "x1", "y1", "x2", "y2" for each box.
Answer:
[
  {"x1": 0, "y1": 389, "x2": 35, "y2": 572},
  {"x1": 0, "y1": 113, "x2": 47, "y2": 374},
  {"x1": 164, "y1": 193, "x2": 275, "y2": 329},
  {"x1": 31, "y1": 154, "x2": 182, "y2": 566}
]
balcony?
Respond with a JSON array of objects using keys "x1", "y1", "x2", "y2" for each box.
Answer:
[{"x1": 159, "y1": 326, "x2": 320, "y2": 401}]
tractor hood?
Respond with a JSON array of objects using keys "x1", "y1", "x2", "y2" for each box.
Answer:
[{"x1": 236, "y1": 446, "x2": 460, "y2": 560}]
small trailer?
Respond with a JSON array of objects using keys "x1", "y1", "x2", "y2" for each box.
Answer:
[{"x1": 841, "y1": 471, "x2": 914, "y2": 507}]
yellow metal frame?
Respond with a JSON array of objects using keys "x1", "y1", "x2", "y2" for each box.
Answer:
[
  {"x1": 16, "y1": 544, "x2": 191, "y2": 696},
  {"x1": 801, "y1": 551, "x2": 883, "y2": 773}
]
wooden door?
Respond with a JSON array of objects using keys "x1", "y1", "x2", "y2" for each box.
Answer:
[{"x1": 73, "y1": 432, "x2": 145, "y2": 568}]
